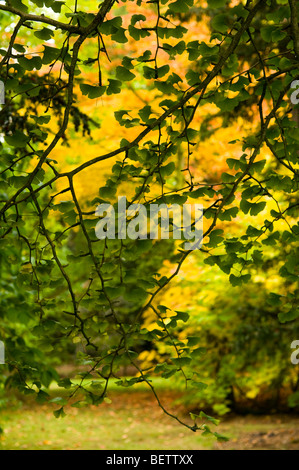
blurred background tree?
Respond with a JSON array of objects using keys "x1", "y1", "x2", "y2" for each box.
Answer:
[{"x1": 0, "y1": 0, "x2": 298, "y2": 434}]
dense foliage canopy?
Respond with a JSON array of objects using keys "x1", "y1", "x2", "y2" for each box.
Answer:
[{"x1": 0, "y1": 0, "x2": 298, "y2": 436}]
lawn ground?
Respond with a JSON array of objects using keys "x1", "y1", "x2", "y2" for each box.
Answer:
[{"x1": 1, "y1": 382, "x2": 299, "y2": 450}]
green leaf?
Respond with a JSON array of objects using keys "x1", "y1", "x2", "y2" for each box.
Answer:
[
  {"x1": 124, "y1": 287, "x2": 148, "y2": 303},
  {"x1": 107, "y1": 79, "x2": 122, "y2": 95},
  {"x1": 229, "y1": 273, "x2": 251, "y2": 286},
  {"x1": 199, "y1": 411, "x2": 220, "y2": 426},
  {"x1": 218, "y1": 207, "x2": 238, "y2": 221},
  {"x1": 34, "y1": 28, "x2": 54, "y2": 41},
  {"x1": 131, "y1": 14, "x2": 146, "y2": 25},
  {"x1": 174, "y1": 311, "x2": 189, "y2": 322},
  {"x1": 42, "y1": 46, "x2": 60, "y2": 65},
  {"x1": 169, "y1": 0, "x2": 193, "y2": 13},
  {"x1": 211, "y1": 14, "x2": 229, "y2": 34},
  {"x1": 112, "y1": 28, "x2": 128, "y2": 43},
  {"x1": 191, "y1": 347, "x2": 207, "y2": 357},
  {"x1": 214, "y1": 432, "x2": 230, "y2": 442},
  {"x1": 171, "y1": 357, "x2": 192, "y2": 367},
  {"x1": 49, "y1": 396, "x2": 68, "y2": 406},
  {"x1": 138, "y1": 105, "x2": 153, "y2": 123},
  {"x1": 160, "y1": 162, "x2": 175, "y2": 177},
  {"x1": 11, "y1": 0, "x2": 28, "y2": 12},
  {"x1": 36, "y1": 389, "x2": 50, "y2": 404},
  {"x1": 5, "y1": 131, "x2": 29, "y2": 148},
  {"x1": 18, "y1": 56, "x2": 42, "y2": 71},
  {"x1": 250, "y1": 201, "x2": 266, "y2": 216},
  {"x1": 100, "y1": 17, "x2": 122, "y2": 35},
  {"x1": 80, "y1": 84, "x2": 106, "y2": 99},
  {"x1": 51, "y1": 1, "x2": 65, "y2": 13},
  {"x1": 278, "y1": 308, "x2": 299, "y2": 323},
  {"x1": 116, "y1": 66, "x2": 135, "y2": 81},
  {"x1": 261, "y1": 25, "x2": 286, "y2": 43},
  {"x1": 53, "y1": 407, "x2": 66, "y2": 418},
  {"x1": 187, "y1": 336, "x2": 201, "y2": 346},
  {"x1": 221, "y1": 172, "x2": 235, "y2": 183},
  {"x1": 41, "y1": 370, "x2": 53, "y2": 388},
  {"x1": 191, "y1": 381, "x2": 208, "y2": 391},
  {"x1": 31, "y1": 114, "x2": 51, "y2": 125},
  {"x1": 208, "y1": 230, "x2": 224, "y2": 247}
]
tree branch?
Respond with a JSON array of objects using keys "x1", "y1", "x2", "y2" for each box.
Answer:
[
  {"x1": 289, "y1": 0, "x2": 299, "y2": 59},
  {"x1": 0, "y1": 4, "x2": 83, "y2": 34}
]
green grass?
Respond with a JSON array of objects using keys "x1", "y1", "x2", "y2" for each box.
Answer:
[
  {"x1": 0, "y1": 390, "x2": 215, "y2": 450},
  {"x1": 50, "y1": 375, "x2": 181, "y2": 393},
  {"x1": 0, "y1": 379, "x2": 298, "y2": 450}
]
